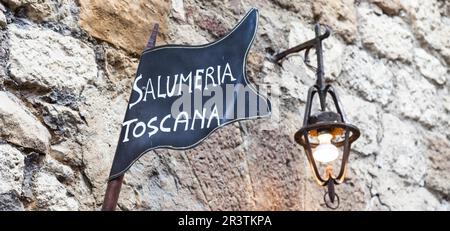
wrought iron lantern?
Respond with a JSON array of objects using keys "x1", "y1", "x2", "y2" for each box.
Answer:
[{"x1": 274, "y1": 24, "x2": 360, "y2": 209}]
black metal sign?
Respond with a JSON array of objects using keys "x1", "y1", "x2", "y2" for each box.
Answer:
[{"x1": 109, "y1": 8, "x2": 271, "y2": 180}]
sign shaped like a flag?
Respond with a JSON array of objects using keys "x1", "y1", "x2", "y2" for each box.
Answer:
[{"x1": 109, "y1": 8, "x2": 271, "y2": 180}]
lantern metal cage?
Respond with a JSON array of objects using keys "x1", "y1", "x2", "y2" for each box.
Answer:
[{"x1": 274, "y1": 23, "x2": 361, "y2": 209}]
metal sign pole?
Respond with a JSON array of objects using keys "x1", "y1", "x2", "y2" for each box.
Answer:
[
  {"x1": 101, "y1": 175, "x2": 124, "y2": 210},
  {"x1": 101, "y1": 24, "x2": 159, "y2": 211}
]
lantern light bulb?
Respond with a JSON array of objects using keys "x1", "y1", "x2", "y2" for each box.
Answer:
[{"x1": 313, "y1": 133, "x2": 339, "y2": 163}]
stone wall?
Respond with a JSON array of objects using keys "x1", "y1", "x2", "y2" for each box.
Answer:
[{"x1": 0, "y1": 0, "x2": 449, "y2": 211}]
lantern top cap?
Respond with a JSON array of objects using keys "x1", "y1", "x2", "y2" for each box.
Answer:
[{"x1": 308, "y1": 111, "x2": 342, "y2": 125}]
